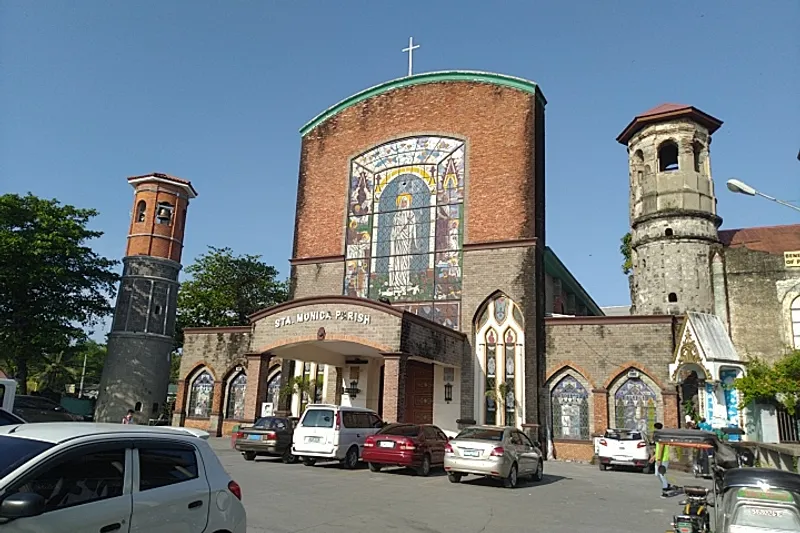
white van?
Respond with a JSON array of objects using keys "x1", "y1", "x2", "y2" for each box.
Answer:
[{"x1": 292, "y1": 404, "x2": 383, "y2": 469}]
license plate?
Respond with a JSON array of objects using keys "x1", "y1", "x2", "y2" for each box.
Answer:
[
  {"x1": 306, "y1": 436, "x2": 322, "y2": 443},
  {"x1": 462, "y1": 449, "x2": 480, "y2": 457},
  {"x1": 378, "y1": 441, "x2": 395, "y2": 448},
  {"x1": 248, "y1": 434, "x2": 261, "y2": 441}
]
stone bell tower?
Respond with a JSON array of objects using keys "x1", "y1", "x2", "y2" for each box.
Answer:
[
  {"x1": 617, "y1": 104, "x2": 723, "y2": 315},
  {"x1": 95, "y1": 173, "x2": 197, "y2": 423}
]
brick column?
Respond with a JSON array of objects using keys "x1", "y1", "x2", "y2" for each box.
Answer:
[
  {"x1": 209, "y1": 381, "x2": 224, "y2": 436},
  {"x1": 592, "y1": 388, "x2": 609, "y2": 434},
  {"x1": 171, "y1": 380, "x2": 187, "y2": 426},
  {"x1": 662, "y1": 389, "x2": 680, "y2": 428},
  {"x1": 381, "y1": 354, "x2": 407, "y2": 423},
  {"x1": 243, "y1": 352, "x2": 272, "y2": 423}
]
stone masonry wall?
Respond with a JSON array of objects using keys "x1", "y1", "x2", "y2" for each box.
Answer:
[
  {"x1": 401, "y1": 316, "x2": 466, "y2": 367},
  {"x1": 290, "y1": 261, "x2": 344, "y2": 300},
  {"x1": 725, "y1": 247, "x2": 800, "y2": 362},
  {"x1": 179, "y1": 328, "x2": 253, "y2": 383}
]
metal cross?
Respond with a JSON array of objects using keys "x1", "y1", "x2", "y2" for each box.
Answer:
[{"x1": 402, "y1": 37, "x2": 420, "y2": 76}]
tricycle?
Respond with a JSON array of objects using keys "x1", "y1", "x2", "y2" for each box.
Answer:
[{"x1": 717, "y1": 467, "x2": 800, "y2": 532}]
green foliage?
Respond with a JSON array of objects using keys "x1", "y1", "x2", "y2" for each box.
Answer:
[
  {"x1": 30, "y1": 339, "x2": 107, "y2": 394},
  {"x1": 620, "y1": 232, "x2": 633, "y2": 275},
  {"x1": 280, "y1": 376, "x2": 314, "y2": 400},
  {"x1": 170, "y1": 352, "x2": 182, "y2": 384},
  {"x1": 734, "y1": 349, "x2": 800, "y2": 415},
  {"x1": 175, "y1": 246, "x2": 289, "y2": 346},
  {"x1": 0, "y1": 193, "x2": 118, "y2": 393}
]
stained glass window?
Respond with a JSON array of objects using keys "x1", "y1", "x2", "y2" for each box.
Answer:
[
  {"x1": 551, "y1": 376, "x2": 590, "y2": 440},
  {"x1": 504, "y1": 329, "x2": 516, "y2": 426},
  {"x1": 225, "y1": 372, "x2": 247, "y2": 420},
  {"x1": 188, "y1": 370, "x2": 214, "y2": 418},
  {"x1": 266, "y1": 372, "x2": 281, "y2": 406},
  {"x1": 791, "y1": 296, "x2": 800, "y2": 349},
  {"x1": 613, "y1": 378, "x2": 657, "y2": 433},
  {"x1": 485, "y1": 329, "x2": 497, "y2": 425},
  {"x1": 343, "y1": 137, "x2": 465, "y2": 330}
]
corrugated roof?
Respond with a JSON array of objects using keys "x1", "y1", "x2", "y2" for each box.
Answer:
[
  {"x1": 127, "y1": 172, "x2": 198, "y2": 197},
  {"x1": 616, "y1": 103, "x2": 723, "y2": 145},
  {"x1": 719, "y1": 224, "x2": 800, "y2": 255},
  {"x1": 638, "y1": 103, "x2": 692, "y2": 117},
  {"x1": 689, "y1": 312, "x2": 741, "y2": 362}
]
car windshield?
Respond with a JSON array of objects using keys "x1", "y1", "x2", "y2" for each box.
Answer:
[
  {"x1": 301, "y1": 409, "x2": 334, "y2": 428},
  {"x1": 731, "y1": 504, "x2": 800, "y2": 531},
  {"x1": 456, "y1": 428, "x2": 503, "y2": 441},
  {"x1": 379, "y1": 424, "x2": 419, "y2": 437},
  {"x1": 0, "y1": 435, "x2": 55, "y2": 478}
]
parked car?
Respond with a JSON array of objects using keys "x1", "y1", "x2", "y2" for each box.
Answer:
[
  {"x1": 0, "y1": 409, "x2": 25, "y2": 426},
  {"x1": 363, "y1": 422, "x2": 449, "y2": 476},
  {"x1": 444, "y1": 425, "x2": 544, "y2": 488},
  {"x1": 0, "y1": 422, "x2": 246, "y2": 533},
  {"x1": 292, "y1": 404, "x2": 383, "y2": 469},
  {"x1": 233, "y1": 416, "x2": 299, "y2": 463},
  {"x1": 596, "y1": 428, "x2": 651, "y2": 473},
  {"x1": 12, "y1": 395, "x2": 84, "y2": 422}
]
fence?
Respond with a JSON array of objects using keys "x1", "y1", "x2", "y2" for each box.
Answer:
[{"x1": 777, "y1": 406, "x2": 799, "y2": 443}]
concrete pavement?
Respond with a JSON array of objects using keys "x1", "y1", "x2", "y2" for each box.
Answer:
[{"x1": 209, "y1": 437, "x2": 709, "y2": 533}]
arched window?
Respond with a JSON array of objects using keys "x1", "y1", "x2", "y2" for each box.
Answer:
[
  {"x1": 551, "y1": 375, "x2": 590, "y2": 439},
  {"x1": 266, "y1": 371, "x2": 281, "y2": 406},
  {"x1": 155, "y1": 201, "x2": 174, "y2": 226},
  {"x1": 792, "y1": 296, "x2": 800, "y2": 349},
  {"x1": 668, "y1": 292, "x2": 678, "y2": 303},
  {"x1": 136, "y1": 200, "x2": 147, "y2": 223},
  {"x1": 658, "y1": 141, "x2": 679, "y2": 172},
  {"x1": 225, "y1": 372, "x2": 247, "y2": 420},
  {"x1": 188, "y1": 370, "x2": 214, "y2": 418},
  {"x1": 693, "y1": 141, "x2": 703, "y2": 173},
  {"x1": 613, "y1": 378, "x2": 657, "y2": 432},
  {"x1": 476, "y1": 294, "x2": 524, "y2": 427}
]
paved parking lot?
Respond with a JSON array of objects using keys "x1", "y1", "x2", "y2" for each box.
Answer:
[{"x1": 210, "y1": 438, "x2": 708, "y2": 533}]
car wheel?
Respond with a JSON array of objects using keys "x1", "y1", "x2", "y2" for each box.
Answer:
[
  {"x1": 281, "y1": 448, "x2": 297, "y2": 464},
  {"x1": 416, "y1": 454, "x2": 431, "y2": 477},
  {"x1": 503, "y1": 463, "x2": 518, "y2": 488},
  {"x1": 368, "y1": 462, "x2": 382, "y2": 472},
  {"x1": 342, "y1": 446, "x2": 359, "y2": 469},
  {"x1": 598, "y1": 462, "x2": 608, "y2": 471},
  {"x1": 243, "y1": 451, "x2": 256, "y2": 461},
  {"x1": 303, "y1": 457, "x2": 316, "y2": 466},
  {"x1": 447, "y1": 472, "x2": 462, "y2": 484},
  {"x1": 532, "y1": 459, "x2": 544, "y2": 482}
]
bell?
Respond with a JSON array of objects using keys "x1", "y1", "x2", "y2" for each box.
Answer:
[{"x1": 157, "y1": 207, "x2": 170, "y2": 218}]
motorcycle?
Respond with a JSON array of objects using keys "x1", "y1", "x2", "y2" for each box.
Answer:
[{"x1": 671, "y1": 485, "x2": 712, "y2": 533}]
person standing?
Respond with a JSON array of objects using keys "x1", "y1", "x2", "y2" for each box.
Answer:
[
  {"x1": 122, "y1": 409, "x2": 135, "y2": 424},
  {"x1": 649, "y1": 422, "x2": 675, "y2": 497}
]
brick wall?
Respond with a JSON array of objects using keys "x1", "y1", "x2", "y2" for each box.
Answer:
[
  {"x1": 725, "y1": 247, "x2": 800, "y2": 362},
  {"x1": 544, "y1": 316, "x2": 681, "y2": 461},
  {"x1": 127, "y1": 181, "x2": 191, "y2": 263},
  {"x1": 294, "y1": 81, "x2": 541, "y2": 261}
]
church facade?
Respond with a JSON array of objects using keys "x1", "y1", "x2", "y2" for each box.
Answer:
[{"x1": 172, "y1": 71, "x2": 800, "y2": 459}]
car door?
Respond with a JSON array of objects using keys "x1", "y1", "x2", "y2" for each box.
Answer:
[
  {"x1": 0, "y1": 442, "x2": 133, "y2": 533},
  {"x1": 432, "y1": 427, "x2": 450, "y2": 464},
  {"x1": 274, "y1": 418, "x2": 291, "y2": 452},
  {"x1": 421, "y1": 426, "x2": 442, "y2": 464},
  {"x1": 129, "y1": 439, "x2": 210, "y2": 533},
  {"x1": 517, "y1": 431, "x2": 539, "y2": 475}
]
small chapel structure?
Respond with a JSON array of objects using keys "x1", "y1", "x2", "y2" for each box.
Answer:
[{"x1": 171, "y1": 71, "x2": 800, "y2": 460}]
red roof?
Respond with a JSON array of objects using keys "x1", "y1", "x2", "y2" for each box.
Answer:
[
  {"x1": 616, "y1": 103, "x2": 723, "y2": 144},
  {"x1": 127, "y1": 172, "x2": 198, "y2": 197},
  {"x1": 719, "y1": 224, "x2": 800, "y2": 255}
]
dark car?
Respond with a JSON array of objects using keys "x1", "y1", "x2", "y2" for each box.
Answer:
[
  {"x1": 234, "y1": 416, "x2": 299, "y2": 463},
  {"x1": 0, "y1": 408, "x2": 25, "y2": 426},
  {"x1": 362, "y1": 423, "x2": 450, "y2": 476},
  {"x1": 12, "y1": 395, "x2": 84, "y2": 422}
]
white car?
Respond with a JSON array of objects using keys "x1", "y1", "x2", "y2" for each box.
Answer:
[
  {"x1": 595, "y1": 428, "x2": 651, "y2": 473},
  {"x1": 0, "y1": 422, "x2": 246, "y2": 533},
  {"x1": 292, "y1": 404, "x2": 384, "y2": 468}
]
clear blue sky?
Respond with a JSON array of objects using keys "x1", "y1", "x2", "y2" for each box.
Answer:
[{"x1": 2, "y1": 1, "x2": 798, "y2": 324}]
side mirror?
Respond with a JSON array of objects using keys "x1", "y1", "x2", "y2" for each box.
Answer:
[{"x1": 0, "y1": 493, "x2": 46, "y2": 519}]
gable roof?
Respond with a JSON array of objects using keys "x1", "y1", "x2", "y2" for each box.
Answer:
[{"x1": 719, "y1": 224, "x2": 800, "y2": 255}]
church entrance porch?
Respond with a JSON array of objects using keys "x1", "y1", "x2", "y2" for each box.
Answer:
[{"x1": 245, "y1": 296, "x2": 466, "y2": 433}]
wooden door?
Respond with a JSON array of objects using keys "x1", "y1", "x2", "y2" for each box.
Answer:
[{"x1": 404, "y1": 361, "x2": 433, "y2": 424}]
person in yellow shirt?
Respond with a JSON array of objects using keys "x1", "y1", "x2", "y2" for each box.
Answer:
[{"x1": 649, "y1": 422, "x2": 676, "y2": 497}]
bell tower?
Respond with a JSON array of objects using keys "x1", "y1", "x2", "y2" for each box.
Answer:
[
  {"x1": 95, "y1": 173, "x2": 197, "y2": 423},
  {"x1": 617, "y1": 104, "x2": 723, "y2": 315}
]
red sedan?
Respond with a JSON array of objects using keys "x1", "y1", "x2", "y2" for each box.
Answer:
[{"x1": 362, "y1": 422, "x2": 449, "y2": 477}]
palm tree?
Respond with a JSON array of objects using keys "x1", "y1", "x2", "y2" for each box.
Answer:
[
  {"x1": 33, "y1": 350, "x2": 79, "y2": 393},
  {"x1": 279, "y1": 376, "x2": 314, "y2": 414}
]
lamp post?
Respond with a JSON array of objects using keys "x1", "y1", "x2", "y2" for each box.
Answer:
[{"x1": 726, "y1": 179, "x2": 800, "y2": 213}]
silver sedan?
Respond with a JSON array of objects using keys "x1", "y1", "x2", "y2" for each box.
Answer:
[{"x1": 443, "y1": 425, "x2": 543, "y2": 488}]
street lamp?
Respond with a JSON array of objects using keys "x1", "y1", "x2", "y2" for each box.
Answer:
[{"x1": 726, "y1": 179, "x2": 800, "y2": 213}]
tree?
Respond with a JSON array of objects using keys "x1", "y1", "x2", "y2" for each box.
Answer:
[
  {"x1": 175, "y1": 246, "x2": 289, "y2": 345},
  {"x1": 620, "y1": 232, "x2": 633, "y2": 275},
  {"x1": 734, "y1": 349, "x2": 800, "y2": 415},
  {"x1": 0, "y1": 193, "x2": 119, "y2": 394}
]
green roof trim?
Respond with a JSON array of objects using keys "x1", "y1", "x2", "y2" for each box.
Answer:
[
  {"x1": 544, "y1": 246, "x2": 604, "y2": 316},
  {"x1": 300, "y1": 70, "x2": 546, "y2": 137}
]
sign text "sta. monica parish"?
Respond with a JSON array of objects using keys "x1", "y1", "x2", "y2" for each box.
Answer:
[{"x1": 274, "y1": 310, "x2": 371, "y2": 328}]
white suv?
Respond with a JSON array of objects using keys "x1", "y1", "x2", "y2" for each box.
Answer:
[
  {"x1": 292, "y1": 404, "x2": 383, "y2": 469},
  {"x1": 0, "y1": 422, "x2": 246, "y2": 533}
]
